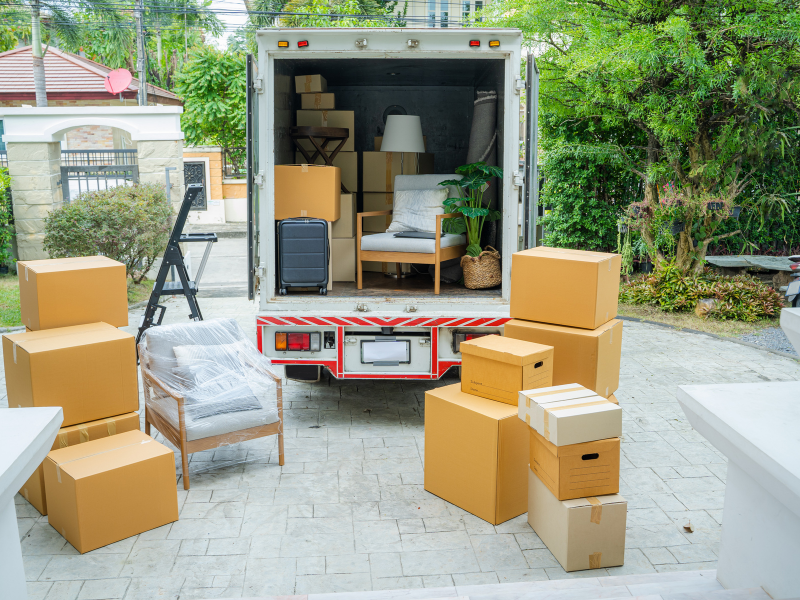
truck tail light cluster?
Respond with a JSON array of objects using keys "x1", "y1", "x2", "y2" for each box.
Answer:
[{"x1": 275, "y1": 332, "x2": 321, "y2": 352}]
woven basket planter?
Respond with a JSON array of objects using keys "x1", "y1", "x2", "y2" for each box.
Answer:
[{"x1": 460, "y1": 246, "x2": 501, "y2": 289}]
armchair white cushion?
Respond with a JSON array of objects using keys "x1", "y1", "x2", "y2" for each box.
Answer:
[
  {"x1": 385, "y1": 188, "x2": 448, "y2": 233},
  {"x1": 361, "y1": 232, "x2": 466, "y2": 254}
]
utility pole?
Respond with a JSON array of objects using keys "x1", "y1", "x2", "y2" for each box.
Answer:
[{"x1": 135, "y1": 0, "x2": 147, "y2": 106}]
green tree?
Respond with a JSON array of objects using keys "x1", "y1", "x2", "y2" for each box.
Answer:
[
  {"x1": 488, "y1": 0, "x2": 800, "y2": 273},
  {"x1": 174, "y1": 46, "x2": 247, "y2": 149}
]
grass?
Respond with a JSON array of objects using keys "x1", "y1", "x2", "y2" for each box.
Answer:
[
  {"x1": 0, "y1": 273, "x2": 154, "y2": 328},
  {"x1": 618, "y1": 302, "x2": 779, "y2": 337}
]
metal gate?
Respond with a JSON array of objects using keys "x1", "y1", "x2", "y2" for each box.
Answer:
[
  {"x1": 183, "y1": 161, "x2": 207, "y2": 210},
  {"x1": 60, "y1": 150, "x2": 138, "y2": 203}
]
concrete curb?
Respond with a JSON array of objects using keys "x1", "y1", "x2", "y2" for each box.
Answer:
[
  {"x1": 617, "y1": 315, "x2": 800, "y2": 361},
  {"x1": 0, "y1": 326, "x2": 25, "y2": 334}
]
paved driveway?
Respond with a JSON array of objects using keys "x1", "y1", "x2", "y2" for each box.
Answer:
[{"x1": 7, "y1": 298, "x2": 800, "y2": 599}]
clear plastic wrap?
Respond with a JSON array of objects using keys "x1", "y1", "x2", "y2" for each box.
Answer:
[{"x1": 138, "y1": 318, "x2": 283, "y2": 486}]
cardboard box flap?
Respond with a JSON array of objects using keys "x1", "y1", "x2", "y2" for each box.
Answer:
[
  {"x1": 461, "y1": 335, "x2": 553, "y2": 366},
  {"x1": 520, "y1": 386, "x2": 596, "y2": 407},
  {"x1": 523, "y1": 246, "x2": 620, "y2": 265},
  {"x1": 6, "y1": 323, "x2": 131, "y2": 353},
  {"x1": 429, "y1": 383, "x2": 517, "y2": 420},
  {"x1": 506, "y1": 319, "x2": 621, "y2": 340},
  {"x1": 19, "y1": 256, "x2": 123, "y2": 274},
  {"x1": 563, "y1": 494, "x2": 627, "y2": 508}
]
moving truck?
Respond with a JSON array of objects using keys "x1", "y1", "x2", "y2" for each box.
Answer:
[{"x1": 247, "y1": 27, "x2": 539, "y2": 380}]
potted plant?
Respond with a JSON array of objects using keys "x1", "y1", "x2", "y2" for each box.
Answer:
[{"x1": 439, "y1": 162, "x2": 503, "y2": 289}]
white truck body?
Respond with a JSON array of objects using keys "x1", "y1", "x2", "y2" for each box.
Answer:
[{"x1": 249, "y1": 27, "x2": 537, "y2": 379}]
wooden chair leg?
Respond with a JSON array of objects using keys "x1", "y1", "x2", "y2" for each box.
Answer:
[
  {"x1": 434, "y1": 260, "x2": 441, "y2": 295},
  {"x1": 357, "y1": 258, "x2": 363, "y2": 289},
  {"x1": 278, "y1": 430, "x2": 285, "y2": 466},
  {"x1": 144, "y1": 407, "x2": 151, "y2": 436},
  {"x1": 181, "y1": 447, "x2": 190, "y2": 490},
  {"x1": 396, "y1": 263, "x2": 402, "y2": 278}
]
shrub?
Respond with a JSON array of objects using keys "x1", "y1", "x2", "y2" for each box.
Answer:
[
  {"x1": 620, "y1": 261, "x2": 784, "y2": 322},
  {"x1": 44, "y1": 183, "x2": 172, "y2": 283},
  {"x1": 0, "y1": 167, "x2": 14, "y2": 268}
]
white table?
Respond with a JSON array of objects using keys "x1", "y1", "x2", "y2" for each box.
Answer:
[
  {"x1": 677, "y1": 382, "x2": 800, "y2": 599},
  {"x1": 0, "y1": 407, "x2": 63, "y2": 600}
]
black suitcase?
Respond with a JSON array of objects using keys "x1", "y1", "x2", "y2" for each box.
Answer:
[{"x1": 277, "y1": 218, "x2": 329, "y2": 296}]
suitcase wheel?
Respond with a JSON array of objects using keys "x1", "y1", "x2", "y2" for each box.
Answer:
[
  {"x1": 319, "y1": 288, "x2": 327, "y2": 296},
  {"x1": 280, "y1": 288, "x2": 287, "y2": 296}
]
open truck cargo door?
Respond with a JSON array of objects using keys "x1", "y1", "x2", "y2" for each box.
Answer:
[
  {"x1": 523, "y1": 54, "x2": 539, "y2": 249},
  {"x1": 246, "y1": 53, "x2": 261, "y2": 300}
]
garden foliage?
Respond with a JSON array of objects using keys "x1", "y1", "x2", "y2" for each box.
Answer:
[
  {"x1": 0, "y1": 168, "x2": 14, "y2": 268},
  {"x1": 43, "y1": 183, "x2": 172, "y2": 284},
  {"x1": 620, "y1": 261, "x2": 784, "y2": 322}
]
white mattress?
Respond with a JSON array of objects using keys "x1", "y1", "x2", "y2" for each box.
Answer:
[{"x1": 360, "y1": 232, "x2": 466, "y2": 254}]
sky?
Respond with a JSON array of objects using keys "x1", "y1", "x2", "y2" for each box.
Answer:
[{"x1": 209, "y1": 0, "x2": 249, "y2": 48}]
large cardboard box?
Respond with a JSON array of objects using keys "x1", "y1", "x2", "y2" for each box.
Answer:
[
  {"x1": 518, "y1": 384, "x2": 597, "y2": 427},
  {"x1": 295, "y1": 74, "x2": 327, "y2": 93},
  {"x1": 3, "y1": 323, "x2": 139, "y2": 427},
  {"x1": 301, "y1": 92, "x2": 335, "y2": 109},
  {"x1": 18, "y1": 256, "x2": 128, "y2": 331},
  {"x1": 504, "y1": 319, "x2": 622, "y2": 398},
  {"x1": 362, "y1": 152, "x2": 435, "y2": 192},
  {"x1": 296, "y1": 110, "x2": 354, "y2": 152},
  {"x1": 274, "y1": 165, "x2": 341, "y2": 221},
  {"x1": 44, "y1": 430, "x2": 179, "y2": 553},
  {"x1": 510, "y1": 247, "x2": 621, "y2": 330},
  {"x1": 528, "y1": 468, "x2": 627, "y2": 571},
  {"x1": 530, "y1": 429, "x2": 620, "y2": 501},
  {"x1": 363, "y1": 192, "x2": 394, "y2": 232},
  {"x1": 528, "y1": 395, "x2": 622, "y2": 447},
  {"x1": 460, "y1": 335, "x2": 553, "y2": 405},
  {"x1": 332, "y1": 237, "x2": 356, "y2": 282},
  {"x1": 424, "y1": 383, "x2": 529, "y2": 525},
  {"x1": 333, "y1": 194, "x2": 355, "y2": 238},
  {"x1": 295, "y1": 151, "x2": 357, "y2": 192},
  {"x1": 19, "y1": 412, "x2": 140, "y2": 515}
]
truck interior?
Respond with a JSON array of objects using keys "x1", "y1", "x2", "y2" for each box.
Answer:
[{"x1": 272, "y1": 57, "x2": 507, "y2": 300}]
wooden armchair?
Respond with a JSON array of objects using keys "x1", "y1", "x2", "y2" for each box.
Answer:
[{"x1": 139, "y1": 320, "x2": 284, "y2": 490}]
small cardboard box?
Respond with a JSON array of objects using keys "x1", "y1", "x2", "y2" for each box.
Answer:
[
  {"x1": 362, "y1": 192, "x2": 394, "y2": 232},
  {"x1": 518, "y1": 384, "x2": 597, "y2": 427},
  {"x1": 460, "y1": 335, "x2": 553, "y2": 405},
  {"x1": 274, "y1": 165, "x2": 341, "y2": 221},
  {"x1": 295, "y1": 74, "x2": 327, "y2": 94},
  {"x1": 3, "y1": 323, "x2": 139, "y2": 427},
  {"x1": 296, "y1": 110, "x2": 354, "y2": 152},
  {"x1": 504, "y1": 319, "x2": 622, "y2": 397},
  {"x1": 332, "y1": 237, "x2": 356, "y2": 282},
  {"x1": 295, "y1": 151, "x2": 357, "y2": 192},
  {"x1": 44, "y1": 430, "x2": 179, "y2": 553},
  {"x1": 374, "y1": 135, "x2": 427, "y2": 151},
  {"x1": 301, "y1": 92, "x2": 335, "y2": 109},
  {"x1": 362, "y1": 152, "x2": 435, "y2": 192},
  {"x1": 19, "y1": 412, "x2": 140, "y2": 515},
  {"x1": 333, "y1": 194, "x2": 355, "y2": 238},
  {"x1": 528, "y1": 467, "x2": 627, "y2": 571},
  {"x1": 424, "y1": 383, "x2": 529, "y2": 525},
  {"x1": 510, "y1": 247, "x2": 621, "y2": 330},
  {"x1": 530, "y1": 429, "x2": 620, "y2": 501},
  {"x1": 530, "y1": 395, "x2": 622, "y2": 447},
  {"x1": 18, "y1": 256, "x2": 128, "y2": 331}
]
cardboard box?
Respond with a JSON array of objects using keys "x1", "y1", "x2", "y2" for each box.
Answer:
[
  {"x1": 301, "y1": 92, "x2": 335, "y2": 109},
  {"x1": 510, "y1": 247, "x2": 622, "y2": 329},
  {"x1": 3, "y1": 323, "x2": 139, "y2": 427},
  {"x1": 374, "y1": 135, "x2": 427, "y2": 151},
  {"x1": 518, "y1": 384, "x2": 597, "y2": 427},
  {"x1": 363, "y1": 192, "x2": 394, "y2": 232},
  {"x1": 332, "y1": 237, "x2": 356, "y2": 282},
  {"x1": 18, "y1": 256, "x2": 128, "y2": 331},
  {"x1": 424, "y1": 383, "x2": 529, "y2": 525},
  {"x1": 296, "y1": 110, "x2": 354, "y2": 152},
  {"x1": 274, "y1": 165, "x2": 341, "y2": 221},
  {"x1": 460, "y1": 335, "x2": 553, "y2": 405},
  {"x1": 44, "y1": 430, "x2": 179, "y2": 553},
  {"x1": 362, "y1": 152, "x2": 435, "y2": 192},
  {"x1": 295, "y1": 151, "x2": 357, "y2": 192},
  {"x1": 528, "y1": 468, "x2": 627, "y2": 571},
  {"x1": 504, "y1": 319, "x2": 622, "y2": 398},
  {"x1": 295, "y1": 74, "x2": 327, "y2": 94},
  {"x1": 333, "y1": 194, "x2": 355, "y2": 238},
  {"x1": 528, "y1": 395, "x2": 622, "y2": 447},
  {"x1": 607, "y1": 394, "x2": 618, "y2": 405},
  {"x1": 19, "y1": 412, "x2": 140, "y2": 515},
  {"x1": 530, "y1": 429, "x2": 620, "y2": 501}
]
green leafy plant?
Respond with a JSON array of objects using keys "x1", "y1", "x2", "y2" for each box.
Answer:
[
  {"x1": 439, "y1": 162, "x2": 503, "y2": 257},
  {"x1": 43, "y1": 183, "x2": 172, "y2": 284},
  {"x1": 0, "y1": 168, "x2": 14, "y2": 268}
]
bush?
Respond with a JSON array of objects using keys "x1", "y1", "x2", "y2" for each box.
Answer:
[
  {"x1": 44, "y1": 183, "x2": 172, "y2": 283},
  {"x1": 620, "y1": 261, "x2": 784, "y2": 322},
  {"x1": 0, "y1": 167, "x2": 14, "y2": 268}
]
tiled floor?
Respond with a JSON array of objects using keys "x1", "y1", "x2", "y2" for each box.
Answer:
[{"x1": 6, "y1": 297, "x2": 800, "y2": 599}]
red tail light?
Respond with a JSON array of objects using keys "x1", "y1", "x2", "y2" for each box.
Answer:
[
  {"x1": 288, "y1": 333, "x2": 310, "y2": 351},
  {"x1": 298, "y1": 40, "x2": 309, "y2": 48},
  {"x1": 469, "y1": 40, "x2": 480, "y2": 47}
]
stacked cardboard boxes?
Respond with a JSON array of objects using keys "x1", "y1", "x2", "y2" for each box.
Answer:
[
  {"x1": 424, "y1": 335, "x2": 554, "y2": 525},
  {"x1": 5, "y1": 256, "x2": 179, "y2": 552}
]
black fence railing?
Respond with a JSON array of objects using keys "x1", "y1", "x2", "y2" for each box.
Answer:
[
  {"x1": 61, "y1": 149, "x2": 138, "y2": 166},
  {"x1": 223, "y1": 147, "x2": 246, "y2": 180}
]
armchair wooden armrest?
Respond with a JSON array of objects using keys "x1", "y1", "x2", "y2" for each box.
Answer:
[{"x1": 140, "y1": 366, "x2": 185, "y2": 404}]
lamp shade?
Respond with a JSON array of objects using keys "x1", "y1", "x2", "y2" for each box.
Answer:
[{"x1": 381, "y1": 115, "x2": 425, "y2": 153}]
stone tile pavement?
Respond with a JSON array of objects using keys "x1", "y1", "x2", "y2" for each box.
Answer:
[{"x1": 4, "y1": 297, "x2": 800, "y2": 599}]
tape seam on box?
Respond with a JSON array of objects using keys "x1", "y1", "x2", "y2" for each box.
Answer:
[
  {"x1": 304, "y1": 75, "x2": 311, "y2": 92},
  {"x1": 106, "y1": 418, "x2": 117, "y2": 436},
  {"x1": 589, "y1": 551, "x2": 602, "y2": 569},
  {"x1": 79, "y1": 427, "x2": 89, "y2": 443},
  {"x1": 58, "y1": 432, "x2": 69, "y2": 448},
  {"x1": 587, "y1": 496, "x2": 602, "y2": 524}
]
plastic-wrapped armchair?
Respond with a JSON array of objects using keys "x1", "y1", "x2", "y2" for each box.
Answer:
[{"x1": 139, "y1": 318, "x2": 284, "y2": 489}]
